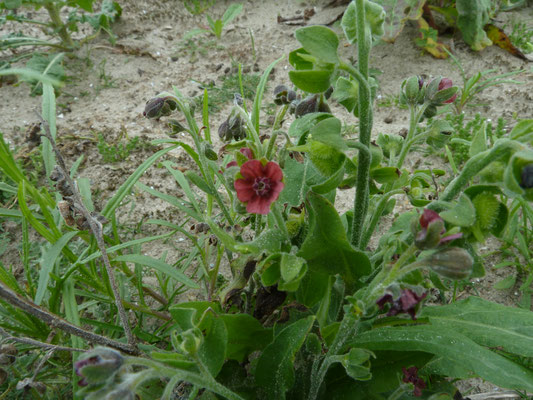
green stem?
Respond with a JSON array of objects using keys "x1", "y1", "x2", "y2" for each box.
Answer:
[
  {"x1": 44, "y1": 3, "x2": 75, "y2": 49},
  {"x1": 265, "y1": 131, "x2": 280, "y2": 160},
  {"x1": 208, "y1": 245, "x2": 224, "y2": 301},
  {"x1": 342, "y1": 0, "x2": 374, "y2": 250},
  {"x1": 395, "y1": 104, "x2": 427, "y2": 169},
  {"x1": 272, "y1": 202, "x2": 289, "y2": 241},
  {"x1": 360, "y1": 189, "x2": 404, "y2": 250},
  {"x1": 440, "y1": 139, "x2": 522, "y2": 202}
]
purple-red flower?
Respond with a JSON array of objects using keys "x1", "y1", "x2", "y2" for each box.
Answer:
[
  {"x1": 377, "y1": 289, "x2": 427, "y2": 320},
  {"x1": 414, "y1": 209, "x2": 462, "y2": 250},
  {"x1": 402, "y1": 366, "x2": 426, "y2": 397},
  {"x1": 234, "y1": 160, "x2": 284, "y2": 215},
  {"x1": 437, "y1": 78, "x2": 457, "y2": 104}
]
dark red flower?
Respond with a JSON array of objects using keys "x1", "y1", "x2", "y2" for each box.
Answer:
[
  {"x1": 402, "y1": 366, "x2": 426, "y2": 397},
  {"x1": 234, "y1": 160, "x2": 284, "y2": 215},
  {"x1": 438, "y1": 78, "x2": 457, "y2": 104},
  {"x1": 415, "y1": 209, "x2": 462, "y2": 250},
  {"x1": 377, "y1": 289, "x2": 427, "y2": 320}
]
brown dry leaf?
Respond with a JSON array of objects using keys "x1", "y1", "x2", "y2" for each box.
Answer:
[
  {"x1": 417, "y1": 18, "x2": 450, "y2": 59},
  {"x1": 485, "y1": 24, "x2": 528, "y2": 61}
]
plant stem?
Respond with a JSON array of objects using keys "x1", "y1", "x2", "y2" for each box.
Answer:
[
  {"x1": 43, "y1": 3, "x2": 75, "y2": 49},
  {"x1": 360, "y1": 189, "x2": 404, "y2": 249},
  {"x1": 0, "y1": 282, "x2": 138, "y2": 354},
  {"x1": 272, "y1": 203, "x2": 289, "y2": 241},
  {"x1": 346, "y1": 0, "x2": 373, "y2": 250},
  {"x1": 395, "y1": 104, "x2": 427, "y2": 169}
]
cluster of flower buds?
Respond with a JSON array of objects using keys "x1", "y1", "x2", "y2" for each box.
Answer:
[
  {"x1": 402, "y1": 366, "x2": 426, "y2": 397},
  {"x1": 377, "y1": 288, "x2": 427, "y2": 320},
  {"x1": 294, "y1": 93, "x2": 331, "y2": 117},
  {"x1": 218, "y1": 113, "x2": 246, "y2": 142},
  {"x1": 143, "y1": 96, "x2": 178, "y2": 119},
  {"x1": 273, "y1": 85, "x2": 297, "y2": 105},
  {"x1": 400, "y1": 76, "x2": 458, "y2": 114},
  {"x1": 411, "y1": 209, "x2": 462, "y2": 250}
]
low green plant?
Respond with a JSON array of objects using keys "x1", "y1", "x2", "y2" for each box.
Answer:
[
  {"x1": 183, "y1": 0, "x2": 214, "y2": 15},
  {"x1": 0, "y1": 0, "x2": 122, "y2": 50},
  {"x1": 204, "y1": 3, "x2": 243, "y2": 40},
  {"x1": 506, "y1": 19, "x2": 533, "y2": 54}
]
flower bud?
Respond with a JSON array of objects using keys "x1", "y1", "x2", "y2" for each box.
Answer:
[
  {"x1": 202, "y1": 143, "x2": 218, "y2": 161},
  {"x1": 274, "y1": 85, "x2": 292, "y2": 105},
  {"x1": 168, "y1": 119, "x2": 186, "y2": 135},
  {"x1": 423, "y1": 247, "x2": 473, "y2": 280},
  {"x1": 520, "y1": 164, "x2": 533, "y2": 189},
  {"x1": 74, "y1": 347, "x2": 124, "y2": 387},
  {"x1": 423, "y1": 104, "x2": 437, "y2": 119},
  {"x1": 402, "y1": 76, "x2": 424, "y2": 105},
  {"x1": 412, "y1": 209, "x2": 445, "y2": 250},
  {"x1": 143, "y1": 96, "x2": 177, "y2": 119},
  {"x1": 425, "y1": 77, "x2": 458, "y2": 106},
  {"x1": 174, "y1": 328, "x2": 203, "y2": 356}
]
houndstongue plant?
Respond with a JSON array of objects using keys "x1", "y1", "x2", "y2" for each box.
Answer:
[{"x1": 2, "y1": 0, "x2": 533, "y2": 399}]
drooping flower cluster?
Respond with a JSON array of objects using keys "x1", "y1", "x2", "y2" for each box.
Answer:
[
  {"x1": 234, "y1": 160, "x2": 284, "y2": 215},
  {"x1": 402, "y1": 366, "x2": 426, "y2": 397},
  {"x1": 376, "y1": 289, "x2": 427, "y2": 320}
]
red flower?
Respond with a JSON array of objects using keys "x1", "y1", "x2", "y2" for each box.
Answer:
[
  {"x1": 376, "y1": 289, "x2": 427, "y2": 320},
  {"x1": 438, "y1": 78, "x2": 457, "y2": 104},
  {"x1": 234, "y1": 160, "x2": 284, "y2": 215},
  {"x1": 402, "y1": 366, "x2": 426, "y2": 397}
]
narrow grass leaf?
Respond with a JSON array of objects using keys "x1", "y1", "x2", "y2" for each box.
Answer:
[
  {"x1": 102, "y1": 145, "x2": 178, "y2": 218},
  {"x1": 136, "y1": 182, "x2": 202, "y2": 221},
  {"x1": 115, "y1": 254, "x2": 199, "y2": 288},
  {"x1": 35, "y1": 231, "x2": 78, "y2": 305}
]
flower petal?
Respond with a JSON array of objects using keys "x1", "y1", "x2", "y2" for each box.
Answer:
[
  {"x1": 240, "y1": 160, "x2": 263, "y2": 180},
  {"x1": 234, "y1": 179, "x2": 255, "y2": 202},
  {"x1": 246, "y1": 196, "x2": 272, "y2": 215},
  {"x1": 264, "y1": 161, "x2": 283, "y2": 181}
]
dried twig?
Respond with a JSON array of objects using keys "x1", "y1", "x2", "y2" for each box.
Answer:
[
  {"x1": 35, "y1": 110, "x2": 136, "y2": 351},
  {"x1": 0, "y1": 283, "x2": 139, "y2": 354},
  {"x1": 0, "y1": 327, "x2": 84, "y2": 352}
]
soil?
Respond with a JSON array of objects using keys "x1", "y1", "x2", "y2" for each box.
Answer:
[{"x1": 1, "y1": 0, "x2": 533, "y2": 397}]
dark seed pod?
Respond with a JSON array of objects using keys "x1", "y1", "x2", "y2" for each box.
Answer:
[
  {"x1": 274, "y1": 85, "x2": 290, "y2": 105},
  {"x1": 295, "y1": 95, "x2": 319, "y2": 117},
  {"x1": 520, "y1": 164, "x2": 533, "y2": 189},
  {"x1": 143, "y1": 97, "x2": 166, "y2": 118},
  {"x1": 218, "y1": 120, "x2": 231, "y2": 141}
]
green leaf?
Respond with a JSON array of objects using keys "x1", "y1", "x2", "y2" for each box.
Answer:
[
  {"x1": 421, "y1": 297, "x2": 533, "y2": 357},
  {"x1": 494, "y1": 275, "x2": 516, "y2": 290},
  {"x1": 353, "y1": 324, "x2": 533, "y2": 392},
  {"x1": 35, "y1": 231, "x2": 78, "y2": 306},
  {"x1": 297, "y1": 192, "x2": 370, "y2": 285},
  {"x1": 220, "y1": 314, "x2": 273, "y2": 362},
  {"x1": 439, "y1": 194, "x2": 476, "y2": 227},
  {"x1": 41, "y1": 83, "x2": 56, "y2": 178},
  {"x1": 510, "y1": 119, "x2": 533, "y2": 142},
  {"x1": 255, "y1": 316, "x2": 315, "y2": 399},
  {"x1": 279, "y1": 158, "x2": 321, "y2": 207},
  {"x1": 309, "y1": 117, "x2": 346, "y2": 152},
  {"x1": 222, "y1": 3, "x2": 243, "y2": 26},
  {"x1": 294, "y1": 26, "x2": 339, "y2": 64},
  {"x1": 184, "y1": 171, "x2": 216, "y2": 196},
  {"x1": 198, "y1": 312, "x2": 227, "y2": 377},
  {"x1": 3, "y1": 0, "x2": 21, "y2": 9},
  {"x1": 278, "y1": 253, "x2": 307, "y2": 292},
  {"x1": 252, "y1": 57, "x2": 282, "y2": 134},
  {"x1": 370, "y1": 167, "x2": 400, "y2": 184},
  {"x1": 456, "y1": 0, "x2": 493, "y2": 51},
  {"x1": 136, "y1": 182, "x2": 202, "y2": 221},
  {"x1": 469, "y1": 122, "x2": 487, "y2": 157},
  {"x1": 115, "y1": 254, "x2": 199, "y2": 288},
  {"x1": 72, "y1": 0, "x2": 94, "y2": 12},
  {"x1": 288, "y1": 112, "x2": 333, "y2": 139},
  {"x1": 102, "y1": 145, "x2": 178, "y2": 218},
  {"x1": 332, "y1": 76, "x2": 358, "y2": 113},
  {"x1": 289, "y1": 70, "x2": 333, "y2": 94},
  {"x1": 310, "y1": 165, "x2": 345, "y2": 194},
  {"x1": 288, "y1": 48, "x2": 314, "y2": 70}
]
